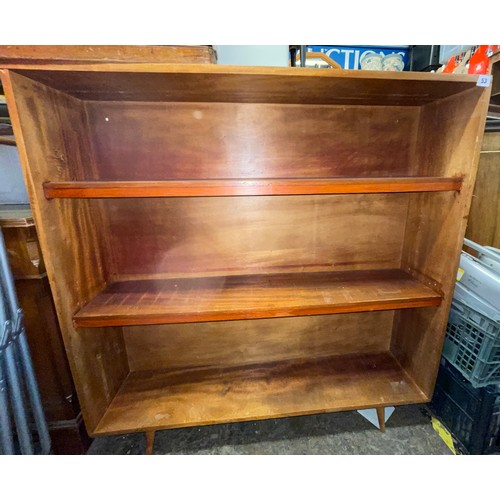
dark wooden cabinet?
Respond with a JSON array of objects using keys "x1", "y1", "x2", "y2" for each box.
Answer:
[
  {"x1": 0, "y1": 206, "x2": 90, "y2": 454},
  {"x1": 0, "y1": 45, "x2": 216, "y2": 65},
  {"x1": 1, "y1": 63, "x2": 490, "y2": 451}
]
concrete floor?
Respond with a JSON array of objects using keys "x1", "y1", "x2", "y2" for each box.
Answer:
[{"x1": 88, "y1": 404, "x2": 452, "y2": 455}]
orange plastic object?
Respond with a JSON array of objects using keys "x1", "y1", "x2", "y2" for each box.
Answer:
[
  {"x1": 468, "y1": 45, "x2": 489, "y2": 75},
  {"x1": 442, "y1": 55, "x2": 459, "y2": 74}
]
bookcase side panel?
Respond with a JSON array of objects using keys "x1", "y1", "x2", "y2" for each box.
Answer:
[
  {"x1": 392, "y1": 86, "x2": 491, "y2": 396},
  {"x1": 2, "y1": 70, "x2": 129, "y2": 431}
]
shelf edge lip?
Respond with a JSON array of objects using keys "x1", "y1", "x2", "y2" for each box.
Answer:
[
  {"x1": 1, "y1": 63, "x2": 483, "y2": 84},
  {"x1": 73, "y1": 296, "x2": 442, "y2": 328},
  {"x1": 44, "y1": 177, "x2": 464, "y2": 199},
  {"x1": 93, "y1": 394, "x2": 430, "y2": 436}
]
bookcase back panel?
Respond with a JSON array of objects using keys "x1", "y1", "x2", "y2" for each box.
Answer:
[
  {"x1": 86, "y1": 102, "x2": 419, "y2": 180},
  {"x1": 124, "y1": 311, "x2": 394, "y2": 372},
  {"x1": 100, "y1": 194, "x2": 409, "y2": 279}
]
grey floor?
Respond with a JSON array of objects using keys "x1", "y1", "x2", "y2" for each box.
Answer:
[{"x1": 87, "y1": 404, "x2": 452, "y2": 455}]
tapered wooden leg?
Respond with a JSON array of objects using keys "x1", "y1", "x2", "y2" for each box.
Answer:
[
  {"x1": 145, "y1": 430, "x2": 155, "y2": 455},
  {"x1": 376, "y1": 407, "x2": 386, "y2": 433}
]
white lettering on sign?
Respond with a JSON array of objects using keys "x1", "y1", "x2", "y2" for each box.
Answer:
[
  {"x1": 314, "y1": 47, "x2": 406, "y2": 69},
  {"x1": 343, "y1": 49, "x2": 354, "y2": 69},
  {"x1": 354, "y1": 50, "x2": 360, "y2": 69}
]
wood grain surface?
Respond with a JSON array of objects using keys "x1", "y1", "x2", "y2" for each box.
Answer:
[
  {"x1": 465, "y1": 132, "x2": 500, "y2": 247},
  {"x1": 94, "y1": 351, "x2": 426, "y2": 435},
  {"x1": 0, "y1": 45, "x2": 216, "y2": 65},
  {"x1": 0, "y1": 224, "x2": 45, "y2": 278},
  {"x1": 123, "y1": 311, "x2": 395, "y2": 372},
  {"x1": 1, "y1": 69, "x2": 129, "y2": 430},
  {"x1": 74, "y1": 269, "x2": 441, "y2": 327},
  {"x1": 392, "y1": 85, "x2": 491, "y2": 397},
  {"x1": 43, "y1": 177, "x2": 463, "y2": 199},
  {"x1": 14, "y1": 278, "x2": 76, "y2": 422},
  {"x1": 85, "y1": 102, "x2": 419, "y2": 180},
  {"x1": 7, "y1": 65, "x2": 480, "y2": 105},
  {"x1": 102, "y1": 195, "x2": 409, "y2": 280},
  {"x1": 2, "y1": 63, "x2": 489, "y2": 437}
]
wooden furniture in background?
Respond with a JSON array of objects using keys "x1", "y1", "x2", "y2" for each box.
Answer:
[
  {"x1": 0, "y1": 134, "x2": 15, "y2": 146},
  {"x1": 0, "y1": 205, "x2": 91, "y2": 454},
  {"x1": 0, "y1": 63, "x2": 489, "y2": 453},
  {"x1": 465, "y1": 131, "x2": 500, "y2": 247},
  {"x1": 0, "y1": 105, "x2": 15, "y2": 146},
  {"x1": 0, "y1": 207, "x2": 44, "y2": 278},
  {"x1": 0, "y1": 45, "x2": 216, "y2": 65},
  {"x1": 489, "y1": 51, "x2": 499, "y2": 106},
  {"x1": 295, "y1": 51, "x2": 342, "y2": 69},
  {"x1": 465, "y1": 52, "x2": 500, "y2": 247},
  {"x1": 0, "y1": 46, "x2": 215, "y2": 147}
]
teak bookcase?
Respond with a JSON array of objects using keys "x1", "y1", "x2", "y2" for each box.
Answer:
[{"x1": 1, "y1": 64, "x2": 490, "y2": 451}]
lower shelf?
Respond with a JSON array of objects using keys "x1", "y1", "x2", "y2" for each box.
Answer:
[{"x1": 94, "y1": 352, "x2": 427, "y2": 435}]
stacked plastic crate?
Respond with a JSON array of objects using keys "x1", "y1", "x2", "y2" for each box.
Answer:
[{"x1": 430, "y1": 238, "x2": 500, "y2": 454}]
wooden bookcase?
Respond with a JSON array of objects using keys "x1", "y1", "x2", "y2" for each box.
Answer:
[{"x1": 0, "y1": 64, "x2": 490, "y2": 450}]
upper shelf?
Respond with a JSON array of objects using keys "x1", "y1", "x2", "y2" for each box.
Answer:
[
  {"x1": 73, "y1": 269, "x2": 442, "y2": 328},
  {"x1": 9, "y1": 65, "x2": 483, "y2": 105},
  {"x1": 44, "y1": 177, "x2": 463, "y2": 199}
]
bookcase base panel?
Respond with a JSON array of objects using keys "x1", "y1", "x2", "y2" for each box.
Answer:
[{"x1": 92, "y1": 351, "x2": 426, "y2": 436}]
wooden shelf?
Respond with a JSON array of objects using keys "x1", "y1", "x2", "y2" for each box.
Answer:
[
  {"x1": 94, "y1": 351, "x2": 426, "y2": 434},
  {"x1": 73, "y1": 269, "x2": 442, "y2": 328},
  {"x1": 44, "y1": 177, "x2": 463, "y2": 199}
]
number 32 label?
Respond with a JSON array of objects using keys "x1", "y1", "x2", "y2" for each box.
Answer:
[{"x1": 477, "y1": 75, "x2": 491, "y2": 87}]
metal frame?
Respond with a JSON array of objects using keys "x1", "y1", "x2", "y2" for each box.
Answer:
[{"x1": 0, "y1": 229, "x2": 50, "y2": 454}]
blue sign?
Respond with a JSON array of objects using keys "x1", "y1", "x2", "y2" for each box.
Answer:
[{"x1": 307, "y1": 45, "x2": 410, "y2": 70}]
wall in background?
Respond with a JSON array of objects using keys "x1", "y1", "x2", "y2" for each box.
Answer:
[
  {"x1": 215, "y1": 45, "x2": 477, "y2": 68},
  {"x1": 215, "y1": 45, "x2": 289, "y2": 66},
  {"x1": 439, "y1": 45, "x2": 473, "y2": 65},
  {"x1": 0, "y1": 145, "x2": 29, "y2": 204}
]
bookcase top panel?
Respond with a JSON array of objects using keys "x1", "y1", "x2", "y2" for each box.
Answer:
[{"x1": 5, "y1": 64, "x2": 482, "y2": 105}]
